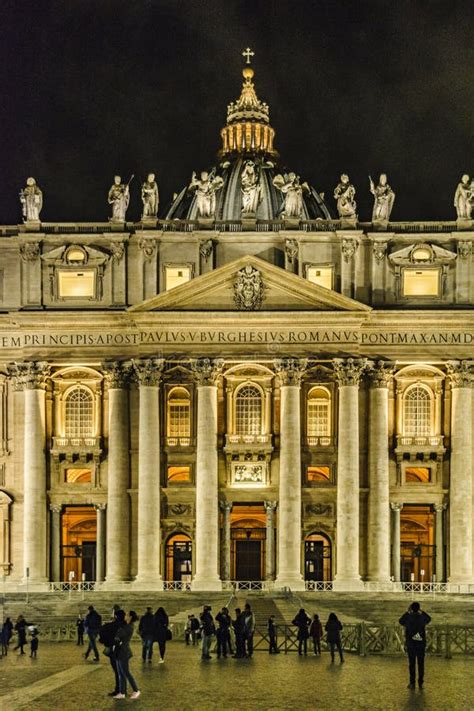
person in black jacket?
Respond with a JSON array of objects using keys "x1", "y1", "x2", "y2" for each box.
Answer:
[
  {"x1": 76, "y1": 615, "x2": 84, "y2": 646},
  {"x1": 139, "y1": 607, "x2": 155, "y2": 662},
  {"x1": 232, "y1": 608, "x2": 245, "y2": 659},
  {"x1": 268, "y1": 615, "x2": 279, "y2": 654},
  {"x1": 215, "y1": 607, "x2": 232, "y2": 658},
  {"x1": 84, "y1": 605, "x2": 102, "y2": 662},
  {"x1": 113, "y1": 610, "x2": 140, "y2": 700},
  {"x1": 399, "y1": 601, "x2": 431, "y2": 689},
  {"x1": 292, "y1": 608, "x2": 311, "y2": 656},
  {"x1": 154, "y1": 607, "x2": 169, "y2": 663},
  {"x1": 99, "y1": 609, "x2": 123, "y2": 697},
  {"x1": 325, "y1": 612, "x2": 344, "y2": 663},
  {"x1": 200, "y1": 606, "x2": 215, "y2": 660},
  {"x1": 13, "y1": 615, "x2": 30, "y2": 655}
]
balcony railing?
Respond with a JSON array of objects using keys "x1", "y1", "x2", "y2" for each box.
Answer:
[
  {"x1": 222, "y1": 580, "x2": 274, "y2": 591},
  {"x1": 166, "y1": 437, "x2": 193, "y2": 447},
  {"x1": 396, "y1": 435, "x2": 444, "y2": 447},
  {"x1": 305, "y1": 436, "x2": 333, "y2": 447},
  {"x1": 52, "y1": 436, "x2": 101, "y2": 449},
  {"x1": 226, "y1": 434, "x2": 272, "y2": 445}
]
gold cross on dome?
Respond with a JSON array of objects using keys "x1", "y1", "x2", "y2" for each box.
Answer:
[{"x1": 242, "y1": 47, "x2": 255, "y2": 65}]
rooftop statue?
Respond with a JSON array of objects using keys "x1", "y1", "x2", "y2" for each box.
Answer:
[
  {"x1": 273, "y1": 172, "x2": 309, "y2": 219},
  {"x1": 108, "y1": 175, "x2": 132, "y2": 222},
  {"x1": 20, "y1": 177, "x2": 43, "y2": 222},
  {"x1": 241, "y1": 160, "x2": 262, "y2": 215},
  {"x1": 141, "y1": 173, "x2": 159, "y2": 219},
  {"x1": 369, "y1": 173, "x2": 395, "y2": 221},
  {"x1": 454, "y1": 174, "x2": 472, "y2": 220},
  {"x1": 189, "y1": 170, "x2": 224, "y2": 218},
  {"x1": 334, "y1": 173, "x2": 357, "y2": 219}
]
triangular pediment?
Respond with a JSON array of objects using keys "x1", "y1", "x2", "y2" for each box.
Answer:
[{"x1": 129, "y1": 255, "x2": 371, "y2": 313}]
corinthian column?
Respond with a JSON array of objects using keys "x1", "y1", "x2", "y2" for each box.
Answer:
[
  {"x1": 434, "y1": 503, "x2": 446, "y2": 583},
  {"x1": 103, "y1": 362, "x2": 131, "y2": 584},
  {"x1": 367, "y1": 362, "x2": 394, "y2": 583},
  {"x1": 274, "y1": 358, "x2": 307, "y2": 591},
  {"x1": 9, "y1": 362, "x2": 50, "y2": 585},
  {"x1": 447, "y1": 361, "x2": 473, "y2": 583},
  {"x1": 264, "y1": 500, "x2": 277, "y2": 581},
  {"x1": 220, "y1": 501, "x2": 232, "y2": 582},
  {"x1": 391, "y1": 502, "x2": 403, "y2": 582},
  {"x1": 50, "y1": 504, "x2": 62, "y2": 583},
  {"x1": 191, "y1": 358, "x2": 224, "y2": 591},
  {"x1": 95, "y1": 504, "x2": 106, "y2": 583},
  {"x1": 133, "y1": 358, "x2": 164, "y2": 588},
  {"x1": 333, "y1": 358, "x2": 367, "y2": 591}
]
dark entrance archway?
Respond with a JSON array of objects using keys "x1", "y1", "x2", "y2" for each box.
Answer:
[
  {"x1": 304, "y1": 532, "x2": 332, "y2": 581},
  {"x1": 60, "y1": 505, "x2": 96, "y2": 582},
  {"x1": 400, "y1": 505, "x2": 435, "y2": 582},
  {"x1": 230, "y1": 504, "x2": 266, "y2": 581},
  {"x1": 165, "y1": 533, "x2": 192, "y2": 582}
]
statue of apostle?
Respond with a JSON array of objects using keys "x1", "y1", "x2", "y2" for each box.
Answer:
[
  {"x1": 108, "y1": 175, "x2": 132, "y2": 222},
  {"x1": 188, "y1": 170, "x2": 224, "y2": 218},
  {"x1": 334, "y1": 173, "x2": 357, "y2": 219},
  {"x1": 141, "y1": 173, "x2": 159, "y2": 219},
  {"x1": 19, "y1": 177, "x2": 43, "y2": 222},
  {"x1": 241, "y1": 160, "x2": 262, "y2": 215},
  {"x1": 273, "y1": 172, "x2": 309, "y2": 219},
  {"x1": 454, "y1": 174, "x2": 472, "y2": 219},
  {"x1": 369, "y1": 173, "x2": 395, "y2": 221}
]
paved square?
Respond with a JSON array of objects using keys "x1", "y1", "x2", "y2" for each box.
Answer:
[{"x1": 1, "y1": 642, "x2": 473, "y2": 711}]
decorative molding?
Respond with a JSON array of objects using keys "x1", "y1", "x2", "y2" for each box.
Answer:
[
  {"x1": 341, "y1": 237, "x2": 359, "y2": 262},
  {"x1": 285, "y1": 238, "x2": 299, "y2": 264},
  {"x1": 457, "y1": 241, "x2": 472, "y2": 259},
  {"x1": 138, "y1": 237, "x2": 158, "y2": 262},
  {"x1": 169, "y1": 503, "x2": 191, "y2": 516},
  {"x1": 305, "y1": 503, "x2": 332, "y2": 516},
  {"x1": 433, "y1": 502, "x2": 447, "y2": 514},
  {"x1": 390, "y1": 502, "x2": 403, "y2": 512},
  {"x1": 219, "y1": 500, "x2": 233, "y2": 514},
  {"x1": 233, "y1": 264, "x2": 265, "y2": 310},
  {"x1": 332, "y1": 357, "x2": 368, "y2": 386},
  {"x1": 372, "y1": 241, "x2": 387, "y2": 263},
  {"x1": 199, "y1": 238, "x2": 214, "y2": 262},
  {"x1": 49, "y1": 504, "x2": 62, "y2": 514},
  {"x1": 274, "y1": 357, "x2": 308, "y2": 386},
  {"x1": 19, "y1": 242, "x2": 40, "y2": 262},
  {"x1": 190, "y1": 357, "x2": 224, "y2": 386},
  {"x1": 109, "y1": 242, "x2": 125, "y2": 262},
  {"x1": 264, "y1": 500, "x2": 277, "y2": 515},
  {"x1": 368, "y1": 360, "x2": 396, "y2": 388},
  {"x1": 446, "y1": 360, "x2": 473, "y2": 388},
  {"x1": 103, "y1": 361, "x2": 132, "y2": 389},
  {"x1": 7, "y1": 361, "x2": 50, "y2": 390},
  {"x1": 133, "y1": 358, "x2": 165, "y2": 387},
  {"x1": 94, "y1": 503, "x2": 107, "y2": 511}
]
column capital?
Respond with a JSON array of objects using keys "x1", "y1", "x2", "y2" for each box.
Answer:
[
  {"x1": 49, "y1": 504, "x2": 62, "y2": 514},
  {"x1": 103, "y1": 361, "x2": 132, "y2": 389},
  {"x1": 274, "y1": 357, "x2": 308, "y2": 386},
  {"x1": 367, "y1": 360, "x2": 396, "y2": 388},
  {"x1": 219, "y1": 500, "x2": 233, "y2": 514},
  {"x1": 446, "y1": 360, "x2": 473, "y2": 388},
  {"x1": 333, "y1": 357, "x2": 368, "y2": 386},
  {"x1": 433, "y1": 502, "x2": 447, "y2": 514},
  {"x1": 133, "y1": 357, "x2": 165, "y2": 386},
  {"x1": 264, "y1": 500, "x2": 278, "y2": 514},
  {"x1": 7, "y1": 361, "x2": 50, "y2": 390},
  {"x1": 191, "y1": 357, "x2": 224, "y2": 386},
  {"x1": 390, "y1": 502, "x2": 403, "y2": 512},
  {"x1": 94, "y1": 503, "x2": 107, "y2": 511}
]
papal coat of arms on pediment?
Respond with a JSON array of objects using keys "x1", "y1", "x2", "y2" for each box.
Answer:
[{"x1": 233, "y1": 264, "x2": 265, "y2": 310}]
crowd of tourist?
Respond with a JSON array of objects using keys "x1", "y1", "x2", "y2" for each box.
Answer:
[{"x1": 0, "y1": 601, "x2": 432, "y2": 696}]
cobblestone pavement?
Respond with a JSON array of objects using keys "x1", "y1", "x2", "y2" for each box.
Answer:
[{"x1": 0, "y1": 642, "x2": 473, "y2": 711}]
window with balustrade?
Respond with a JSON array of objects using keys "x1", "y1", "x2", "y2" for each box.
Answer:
[
  {"x1": 235, "y1": 384, "x2": 262, "y2": 436},
  {"x1": 167, "y1": 387, "x2": 191, "y2": 444},
  {"x1": 403, "y1": 384, "x2": 432, "y2": 437},
  {"x1": 307, "y1": 387, "x2": 331, "y2": 441},
  {"x1": 64, "y1": 386, "x2": 94, "y2": 439}
]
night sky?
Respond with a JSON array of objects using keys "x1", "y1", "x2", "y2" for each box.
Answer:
[{"x1": 0, "y1": 0, "x2": 472, "y2": 223}]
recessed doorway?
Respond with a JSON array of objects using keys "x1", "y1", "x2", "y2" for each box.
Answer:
[
  {"x1": 165, "y1": 533, "x2": 192, "y2": 582},
  {"x1": 230, "y1": 504, "x2": 266, "y2": 581},
  {"x1": 304, "y1": 532, "x2": 332, "y2": 581},
  {"x1": 400, "y1": 504, "x2": 435, "y2": 582},
  {"x1": 61, "y1": 505, "x2": 96, "y2": 582}
]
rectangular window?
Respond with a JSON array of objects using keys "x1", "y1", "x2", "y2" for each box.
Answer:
[
  {"x1": 58, "y1": 270, "x2": 95, "y2": 298},
  {"x1": 405, "y1": 467, "x2": 431, "y2": 484},
  {"x1": 165, "y1": 266, "x2": 191, "y2": 291},
  {"x1": 306, "y1": 466, "x2": 331, "y2": 484},
  {"x1": 306, "y1": 265, "x2": 333, "y2": 290},
  {"x1": 65, "y1": 468, "x2": 92, "y2": 484},
  {"x1": 167, "y1": 466, "x2": 191, "y2": 483},
  {"x1": 402, "y1": 269, "x2": 440, "y2": 297}
]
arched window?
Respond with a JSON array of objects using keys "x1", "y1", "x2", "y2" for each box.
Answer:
[
  {"x1": 235, "y1": 384, "x2": 262, "y2": 435},
  {"x1": 307, "y1": 386, "x2": 331, "y2": 439},
  {"x1": 65, "y1": 387, "x2": 94, "y2": 439},
  {"x1": 167, "y1": 387, "x2": 191, "y2": 443},
  {"x1": 403, "y1": 384, "x2": 432, "y2": 437}
]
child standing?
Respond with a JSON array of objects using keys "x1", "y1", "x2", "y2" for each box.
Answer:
[
  {"x1": 76, "y1": 615, "x2": 85, "y2": 646},
  {"x1": 268, "y1": 615, "x2": 279, "y2": 654},
  {"x1": 310, "y1": 613, "x2": 323, "y2": 655},
  {"x1": 30, "y1": 627, "x2": 39, "y2": 658}
]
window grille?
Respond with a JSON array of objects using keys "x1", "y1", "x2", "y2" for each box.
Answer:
[
  {"x1": 65, "y1": 387, "x2": 94, "y2": 438},
  {"x1": 404, "y1": 385, "x2": 431, "y2": 437},
  {"x1": 235, "y1": 385, "x2": 262, "y2": 435},
  {"x1": 168, "y1": 388, "x2": 191, "y2": 438},
  {"x1": 307, "y1": 388, "x2": 330, "y2": 437}
]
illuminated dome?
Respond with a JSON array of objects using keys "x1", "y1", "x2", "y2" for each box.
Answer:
[{"x1": 165, "y1": 59, "x2": 332, "y2": 221}]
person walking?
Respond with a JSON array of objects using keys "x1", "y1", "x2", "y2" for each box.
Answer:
[
  {"x1": 325, "y1": 612, "x2": 344, "y2": 663},
  {"x1": 399, "y1": 601, "x2": 431, "y2": 689},
  {"x1": 293, "y1": 608, "x2": 311, "y2": 656},
  {"x1": 13, "y1": 615, "x2": 29, "y2": 655},
  {"x1": 139, "y1": 607, "x2": 155, "y2": 663},
  {"x1": 112, "y1": 610, "x2": 141, "y2": 700},
  {"x1": 76, "y1": 615, "x2": 85, "y2": 646},
  {"x1": 200, "y1": 606, "x2": 215, "y2": 660},
  {"x1": 84, "y1": 605, "x2": 102, "y2": 662},
  {"x1": 232, "y1": 608, "x2": 245, "y2": 658},
  {"x1": 1, "y1": 617, "x2": 13, "y2": 656},
  {"x1": 154, "y1": 606, "x2": 169, "y2": 664},
  {"x1": 215, "y1": 607, "x2": 232, "y2": 658},
  {"x1": 268, "y1": 615, "x2": 279, "y2": 654},
  {"x1": 310, "y1": 613, "x2": 323, "y2": 655},
  {"x1": 242, "y1": 603, "x2": 256, "y2": 658},
  {"x1": 99, "y1": 608, "x2": 123, "y2": 697}
]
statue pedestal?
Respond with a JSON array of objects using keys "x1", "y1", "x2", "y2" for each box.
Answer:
[
  {"x1": 140, "y1": 218, "x2": 158, "y2": 227},
  {"x1": 23, "y1": 220, "x2": 41, "y2": 232},
  {"x1": 108, "y1": 220, "x2": 126, "y2": 231},
  {"x1": 372, "y1": 219, "x2": 389, "y2": 231},
  {"x1": 241, "y1": 214, "x2": 257, "y2": 230},
  {"x1": 457, "y1": 218, "x2": 474, "y2": 229},
  {"x1": 198, "y1": 218, "x2": 214, "y2": 229},
  {"x1": 284, "y1": 218, "x2": 301, "y2": 230},
  {"x1": 340, "y1": 217, "x2": 358, "y2": 229}
]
